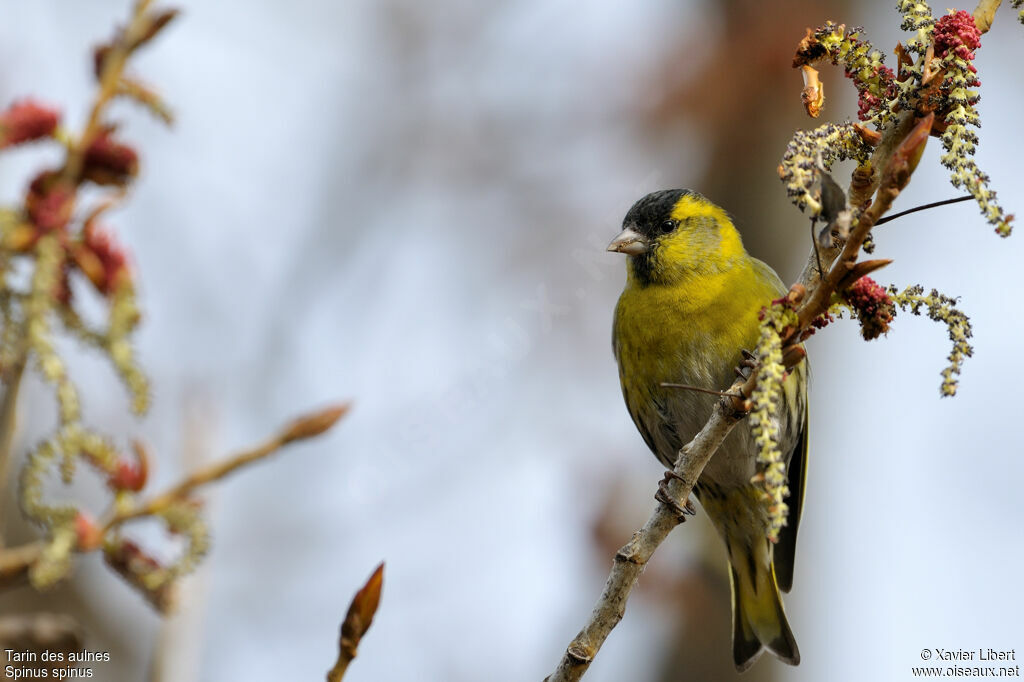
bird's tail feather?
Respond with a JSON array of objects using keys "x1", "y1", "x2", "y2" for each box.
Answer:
[{"x1": 729, "y1": 546, "x2": 800, "y2": 672}]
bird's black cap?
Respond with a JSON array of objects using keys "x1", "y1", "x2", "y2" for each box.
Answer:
[{"x1": 623, "y1": 189, "x2": 699, "y2": 239}]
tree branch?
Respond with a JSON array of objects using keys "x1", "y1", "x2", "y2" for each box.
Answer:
[
  {"x1": 101, "y1": 402, "x2": 350, "y2": 530},
  {"x1": 0, "y1": 353, "x2": 27, "y2": 547},
  {"x1": 973, "y1": 0, "x2": 1003, "y2": 34},
  {"x1": 545, "y1": 77, "x2": 939, "y2": 682},
  {"x1": 0, "y1": 541, "x2": 42, "y2": 589},
  {"x1": 0, "y1": 403, "x2": 350, "y2": 591},
  {"x1": 545, "y1": 401, "x2": 746, "y2": 681}
]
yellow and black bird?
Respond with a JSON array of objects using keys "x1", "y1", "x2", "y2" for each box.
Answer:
[{"x1": 608, "y1": 189, "x2": 807, "y2": 671}]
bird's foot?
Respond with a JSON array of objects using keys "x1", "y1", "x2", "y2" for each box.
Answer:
[
  {"x1": 734, "y1": 348, "x2": 758, "y2": 381},
  {"x1": 655, "y1": 470, "x2": 697, "y2": 521}
]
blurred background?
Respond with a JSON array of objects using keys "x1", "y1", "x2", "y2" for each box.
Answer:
[{"x1": 1, "y1": 1, "x2": 1022, "y2": 680}]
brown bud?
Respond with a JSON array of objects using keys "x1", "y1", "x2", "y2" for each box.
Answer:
[
  {"x1": 281, "y1": 403, "x2": 351, "y2": 443},
  {"x1": 882, "y1": 112, "x2": 933, "y2": 192},
  {"x1": 781, "y1": 345, "x2": 807, "y2": 369},
  {"x1": 852, "y1": 123, "x2": 882, "y2": 146},
  {"x1": 340, "y1": 563, "x2": 385, "y2": 658},
  {"x1": 837, "y1": 258, "x2": 893, "y2": 291}
]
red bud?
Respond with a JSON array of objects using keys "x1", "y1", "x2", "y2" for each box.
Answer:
[
  {"x1": 0, "y1": 100, "x2": 60, "y2": 149},
  {"x1": 83, "y1": 129, "x2": 139, "y2": 186},
  {"x1": 75, "y1": 512, "x2": 104, "y2": 551},
  {"x1": 26, "y1": 171, "x2": 75, "y2": 232}
]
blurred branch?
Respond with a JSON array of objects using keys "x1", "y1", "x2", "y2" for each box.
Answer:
[
  {"x1": 327, "y1": 562, "x2": 384, "y2": 682},
  {"x1": 0, "y1": 541, "x2": 42, "y2": 589},
  {"x1": 0, "y1": 612, "x2": 82, "y2": 656},
  {"x1": 0, "y1": 354, "x2": 27, "y2": 545},
  {"x1": 62, "y1": 0, "x2": 166, "y2": 184},
  {"x1": 0, "y1": 403, "x2": 350, "y2": 592},
  {"x1": 103, "y1": 402, "x2": 351, "y2": 530}
]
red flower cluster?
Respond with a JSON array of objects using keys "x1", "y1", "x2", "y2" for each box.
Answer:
[
  {"x1": 810, "y1": 311, "x2": 834, "y2": 332},
  {"x1": 26, "y1": 171, "x2": 75, "y2": 232},
  {"x1": 933, "y1": 10, "x2": 982, "y2": 64},
  {"x1": 84, "y1": 129, "x2": 139, "y2": 186},
  {"x1": 845, "y1": 276, "x2": 895, "y2": 340},
  {"x1": 853, "y1": 65, "x2": 896, "y2": 121},
  {"x1": 108, "y1": 456, "x2": 147, "y2": 492},
  {"x1": 0, "y1": 99, "x2": 59, "y2": 149},
  {"x1": 4, "y1": 98, "x2": 139, "y2": 300}
]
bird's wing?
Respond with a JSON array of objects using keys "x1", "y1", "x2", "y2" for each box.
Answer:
[
  {"x1": 612, "y1": 310, "x2": 682, "y2": 468},
  {"x1": 749, "y1": 256, "x2": 788, "y2": 296},
  {"x1": 773, "y1": 403, "x2": 808, "y2": 594}
]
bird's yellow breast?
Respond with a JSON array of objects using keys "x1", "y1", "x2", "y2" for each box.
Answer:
[
  {"x1": 613, "y1": 261, "x2": 775, "y2": 389},
  {"x1": 612, "y1": 256, "x2": 790, "y2": 471}
]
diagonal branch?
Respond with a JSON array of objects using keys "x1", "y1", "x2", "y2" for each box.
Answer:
[
  {"x1": 544, "y1": 97, "x2": 938, "y2": 682},
  {"x1": 544, "y1": 398, "x2": 747, "y2": 681},
  {"x1": 102, "y1": 402, "x2": 350, "y2": 530},
  {"x1": 0, "y1": 403, "x2": 350, "y2": 591}
]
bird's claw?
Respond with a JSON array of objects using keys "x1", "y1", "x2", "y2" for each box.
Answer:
[
  {"x1": 655, "y1": 470, "x2": 697, "y2": 521},
  {"x1": 734, "y1": 349, "x2": 758, "y2": 381}
]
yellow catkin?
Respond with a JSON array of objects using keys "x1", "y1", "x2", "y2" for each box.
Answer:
[{"x1": 750, "y1": 305, "x2": 799, "y2": 542}]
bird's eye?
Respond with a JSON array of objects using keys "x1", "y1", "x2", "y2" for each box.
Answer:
[{"x1": 660, "y1": 220, "x2": 677, "y2": 234}]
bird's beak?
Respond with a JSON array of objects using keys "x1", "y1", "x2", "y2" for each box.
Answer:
[{"x1": 607, "y1": 228, "x2": 649, "y2": 255}]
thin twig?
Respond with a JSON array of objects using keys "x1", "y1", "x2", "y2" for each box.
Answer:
[
  {"x1": 0, "y1": 403, "x2": 350, "y2": 590},
  {"x1": 103, "y1": 403, "x2": 350, "y2": 530},
  {"x1": 811, "y1": 219, "x2": 824, "y2": 282},
  {"x1": 873, "y1": 195, "x2": 973, "y2": 226},
  {"x1": 660, "y1": 382, "x2": 742, "y2": 399},
  {"x1": 62, "y1": 1, "x2": 155, "y2": 184}
]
